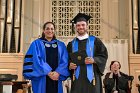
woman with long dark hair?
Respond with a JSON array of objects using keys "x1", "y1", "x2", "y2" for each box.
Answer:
[{"x1": 23, "y1": 22, "x2": 69, "y2": 93}]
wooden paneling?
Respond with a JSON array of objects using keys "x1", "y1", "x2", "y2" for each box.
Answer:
[
  {"x1": 0, "y1": 53, "x2": 24, "y2": 81},
  {"x1": 129, "y1": 54, "x2": 140, "y2": 93}
]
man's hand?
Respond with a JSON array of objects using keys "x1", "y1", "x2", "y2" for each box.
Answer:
[
  {"x1": 69, "y1": 62, "x2": 77, "y2": 70},
  {"x1": 85, "y1": 57, "x2": 95, "y2": 64}
]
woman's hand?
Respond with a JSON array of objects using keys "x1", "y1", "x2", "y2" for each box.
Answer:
[
  {"x1": 48, "y1": 72, "x2": 53, "y2": 77},
  {"x1": 48, "y1": 71, "x2": 60, "y2": 80},
  {"x1": 51, "y1": 71, "x2": 60, "y2": 80},
  {"x1": 48, "y1": 72, "x2": 54, "y2": 80}
]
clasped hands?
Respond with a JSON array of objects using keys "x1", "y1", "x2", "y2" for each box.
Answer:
[
  {"x1": 111, "y1": 69, "x2": 121, "y2": 77},
  {"x1": 69, "y1": 57, "x2": 95, "y2": 70},
  {"x1": 48, "y1": 71, "x2": 60, "y2": 81}
]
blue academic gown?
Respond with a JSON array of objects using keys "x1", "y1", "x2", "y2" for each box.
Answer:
[{"x1": 23, "y1": 38, "x2": 69, "y2": 93}]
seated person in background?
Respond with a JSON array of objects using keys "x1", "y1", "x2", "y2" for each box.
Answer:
[
  {"x1": 138, "y1": 84, "x2": 140, "y2": 93},
  {"x1": 103, "y1": 61, "x2": 130, "y2": 93},
  {"x1": 136, "y1": 75, "x2": 140, "y2": 93}
]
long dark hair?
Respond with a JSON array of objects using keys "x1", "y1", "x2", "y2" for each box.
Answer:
[{"x1": 41, "y1": 22, "x2": 56, "y2": 39}]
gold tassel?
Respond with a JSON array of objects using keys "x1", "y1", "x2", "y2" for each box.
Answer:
[
  {"x1": 73, "y1": 70, "x2": 75, "y2": 81},
  {"x1": 93, "y1": 78, "x2": 95, "y2": 85}
]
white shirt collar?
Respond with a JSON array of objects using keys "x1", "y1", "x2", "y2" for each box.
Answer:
[{"x1": 77, "y1": 33, "x2": 89, "y2": 40}]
